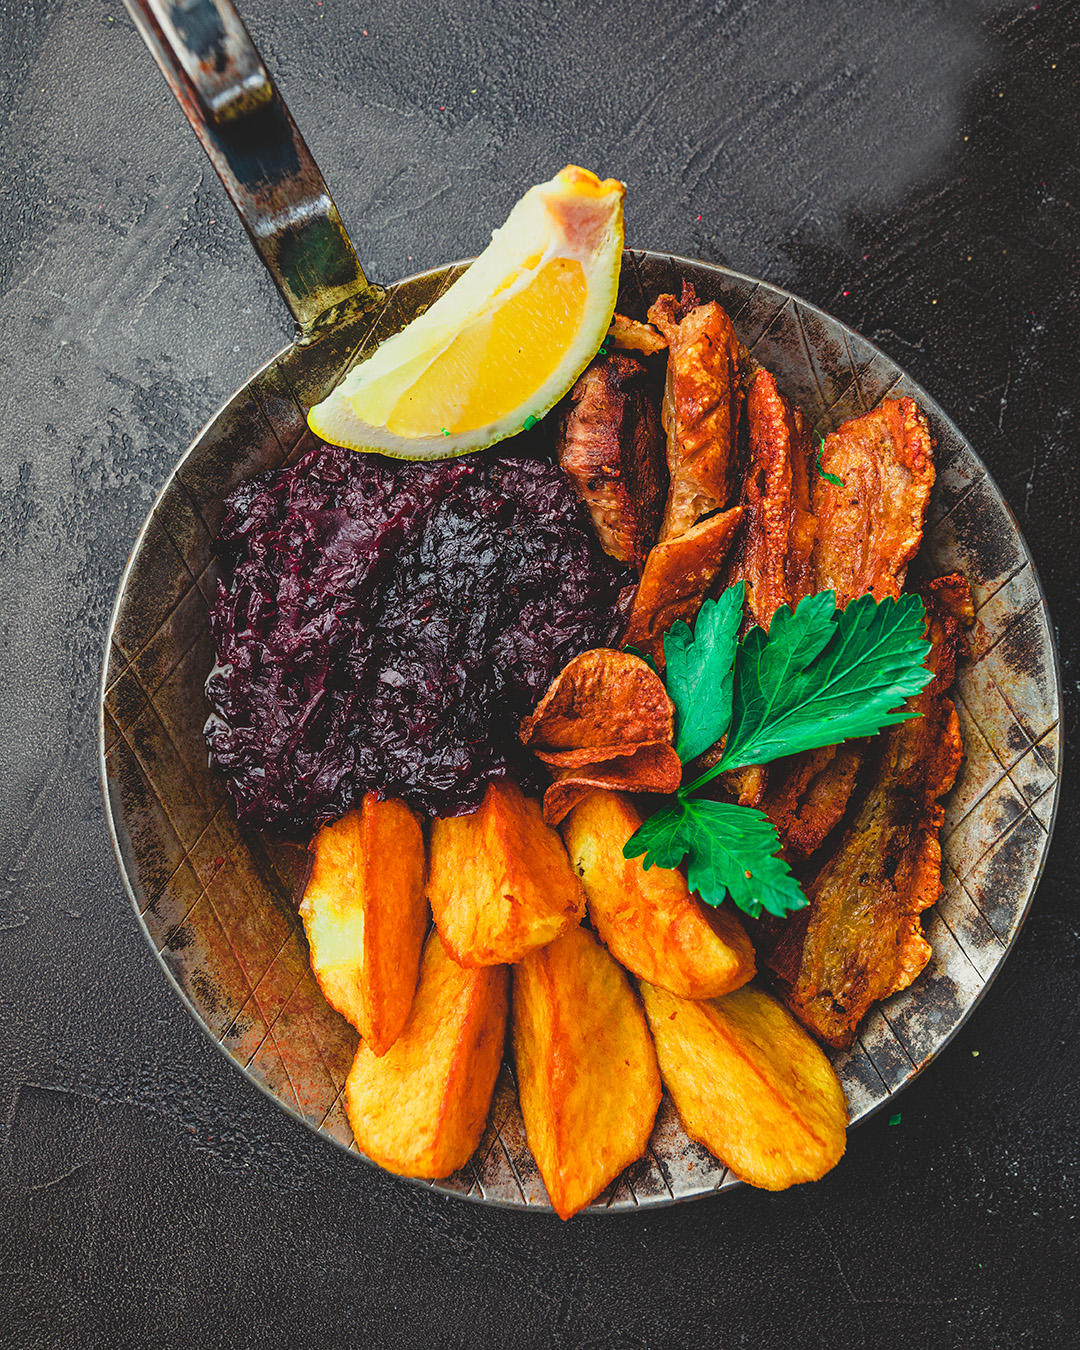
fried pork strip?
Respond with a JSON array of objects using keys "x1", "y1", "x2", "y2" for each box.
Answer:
[
  {"x1": 727, "y1": 367, "x2": 817, "y2": 632},
  {"x1": 607, "y1": 313, "x2": 668, "y2": 356},
  {"x1": 648, "y1": 287, "x2": 745, "y2": 542},
  {"x1": 764, "y1": 395, "x2": 937, "y2": 857},
  {"x1": 621, "y1": 506, "x2": 743, "y2": 665},
  {"x1": 763, "y1": 744, "x2": 863, "y2": 861},
  {"x1": 764, "y1": 575, "x2": 972, "y2": 1050},
  {"x1": 557, "y1": 354, "x2": 666, "y2": 570},
  {"x1": 699, "y1": 369, "x2": 818, "y2": 807},
  {"x1": 812, "y1": 396, "x2": 935, "y2": 606}
]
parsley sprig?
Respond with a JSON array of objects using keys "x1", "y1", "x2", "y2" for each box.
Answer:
[{"x1": 623, "y1": 584, "x2": 933, "y2": 918}]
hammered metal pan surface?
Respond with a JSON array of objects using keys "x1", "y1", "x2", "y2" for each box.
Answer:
[{"x1": 100, "y1": 252, "x2": 1062, "y2": 1212}]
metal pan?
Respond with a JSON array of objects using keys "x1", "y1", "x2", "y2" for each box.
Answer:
[{"x1": 100, "y1": 0, "x2": 1062, "y2": 1211}]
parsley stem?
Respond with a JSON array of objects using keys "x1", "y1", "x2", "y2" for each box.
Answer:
[{"x1": 680, "y1": 760, "x2": 729, "y2": 796}]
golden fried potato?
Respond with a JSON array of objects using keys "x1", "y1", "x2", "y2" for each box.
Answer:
[
  {"x1": 513, "y1": 923, "x2": 660, "y2": 1219},
  {"x1": 300, "y1": 794, "x2": 428, "y2": 1055},
  {"x1": 641, "y1": 980, "x2": 847, "y2": 1190},
  {"x1": 428, "y1": 779, "x2": 585, "y2": 966},
  {"x1": 563, "y1": 791, "x2": 755, "y2": 999},
  {"x1": 344, "y1": 931, "x2": 508, "y2": 1178}
]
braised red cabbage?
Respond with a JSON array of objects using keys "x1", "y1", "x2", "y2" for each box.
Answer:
[{"x1": 205, "y1": 443, "x2": 628, "y2": 827}]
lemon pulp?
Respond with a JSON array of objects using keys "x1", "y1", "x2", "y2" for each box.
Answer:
[{"x1": 381, "y1": 258, "x2": 586, "y2": 437}]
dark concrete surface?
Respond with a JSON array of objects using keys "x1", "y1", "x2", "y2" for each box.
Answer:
[{"x1": 1, "y1": 1, "x2": 1077, "y2": 1346}]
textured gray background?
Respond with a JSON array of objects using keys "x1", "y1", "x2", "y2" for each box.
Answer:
[{"x1": 1, "y1": 1, "x2": 1077, "y2": 1346}]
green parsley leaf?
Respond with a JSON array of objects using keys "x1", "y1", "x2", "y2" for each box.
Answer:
[
  {"x1": 715, "y1": 590, "x2": 933, "y2": 773},
  {"x1": 815, "y1": 433, "x2": 845, "y2": 486},
  {"x1": 624, "y1": 797, "x2": 806, "y2": 919},
  {"x1": 618, "y1": 583, "x2": 934, "y2": 919},
  {"x1": 623, "y1": 800, "x2": 693, "y2": 871},
  {"x1": 663, "y1": 584, "x2": 744, "y2": 763}
]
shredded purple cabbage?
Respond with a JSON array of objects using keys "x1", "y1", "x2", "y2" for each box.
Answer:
[{"x1": 205, "y1": 442, "x2": 628, "y2": 827}]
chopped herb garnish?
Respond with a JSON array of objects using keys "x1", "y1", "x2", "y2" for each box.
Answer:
[
  {"x1": 815, "y1": 433, "x2": 845, "y2": 487},
  {"x1": 623, "y1": 585, "x2": 933, "y2": 918},
  {"x1": 441, "y1": 427, "x2": 450, "y2": 436},
  {"x1": 522, "y1": 414, "x2": 539, "y2": 431},
  {"x1": 889, "y1": 1112, "x2": 902, "y2": 1126}
]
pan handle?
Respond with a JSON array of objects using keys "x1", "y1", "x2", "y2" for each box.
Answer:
[{"x1": 123, "y1": 0, "x2": 384, "y2": 342}]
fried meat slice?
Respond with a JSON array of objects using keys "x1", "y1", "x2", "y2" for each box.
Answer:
[
  {"x1": 606, "y1": 312, "x2": 668, "y2": 356},
  {"x1": 727, "y1": 368, "x2": 817, "y2": 632},
  {"x1": 763, "y1": 744, "x2": 864, "y2": 862},
  {"x1": 557, "y1": 354, "x2": 666, "y2": 570},
  {"x1": 812, "y1": 397, "x2": 935, "y2": 607},
  {"x1": 764, "y1": 575, "x2": 970, "y2": 1049},
  {"x1": 698, "y1": 369, "x2": 818, "y2": 803},
  {"x1": 762, "y1": 395, "x2": 937, "y2": 856},
  {"x1": 648, "y1": 286, "x2": 746, "y2": 542},
  {"x1": 621, "y1": 506, "x2": 743, "y2": 664}
]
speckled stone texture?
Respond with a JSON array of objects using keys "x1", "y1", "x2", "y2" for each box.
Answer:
[{"x1": 1, "y1": 1, "x2": 1077, "y2": 1347}]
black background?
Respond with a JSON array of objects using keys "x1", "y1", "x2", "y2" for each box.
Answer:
[{"x1": 1, "y1": 2, "x2": 1077, "y2": 1346}]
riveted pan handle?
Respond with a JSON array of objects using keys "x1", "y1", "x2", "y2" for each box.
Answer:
[{"x1": 123, "y1": 0, "x2": 384, "y2": 342}]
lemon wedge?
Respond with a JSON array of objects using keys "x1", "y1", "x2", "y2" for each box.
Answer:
[{"x1": 308, "y1": 166, "x2": 625, "y2": 459}]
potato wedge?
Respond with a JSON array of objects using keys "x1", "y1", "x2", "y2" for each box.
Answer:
[
  {"x1": 513, "y1": 923, "x2": 660, "y2": 1219},
  {"x1": 300, "y1": 793, "x2": 428, "y2": 1055},
  {"x1": 428, "y1": 779, "x2": 585, "y2": 966},
  {"x1": 344, "y1": 931, "x2": 509, "y2": 1178},
  {"x1": 563, "y1": 791, "x2": 755, "y2": 999},
  {"x1": 641, "y1": 980, "x2": 847, "y2": 1189}
]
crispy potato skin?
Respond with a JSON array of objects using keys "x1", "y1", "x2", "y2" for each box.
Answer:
[
  {"x1": 542, "y1": 742, "x2": 683, "y2": 827},
  {"x1": 562, "y1": 791, "x2": 755, "y2": 999},
  {"x1": 518, "y1": 648, "x2": 682, "y2": 825},
  {"x1": 300, "y1": 794, "x2": 428, "y2": 1055},
  {"x1": 428, "y1": 780, "x2": 585, "y2": 966},
  {"x1": 344, "y1": 931, "x2": 508, "y2": 1178},
  {"x1": 513, "y1": 923, "x2": 661, "y2": 1219},
  {"x1": 519, "y1": 648, "x2": 674, "y2": 755},
  {"x1": 641, "y1": 981, "x2": 847, "y2": 1190}
]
